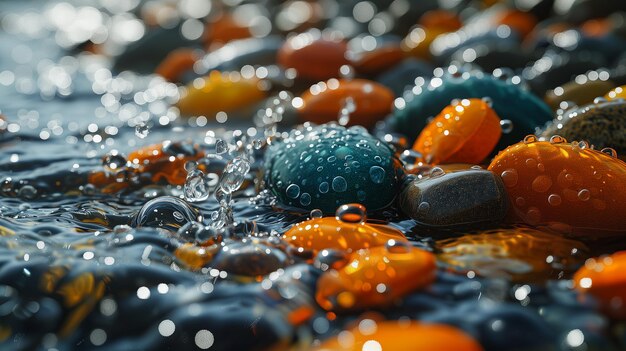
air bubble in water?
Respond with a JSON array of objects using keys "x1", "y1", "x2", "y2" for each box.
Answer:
[{"x1": 336, "y1": 203, "x2": 367, "y2": 223}]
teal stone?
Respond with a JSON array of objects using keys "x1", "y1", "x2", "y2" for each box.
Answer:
[
  {"x1": 388, "y1": 72, "x2": 553, "y2": 151},
  {"x1": 264, "y1": 124, "x2": 404, "y2": 214}
]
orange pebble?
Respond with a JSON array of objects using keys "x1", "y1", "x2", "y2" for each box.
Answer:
[
  {"x1": 574, "y1": 251, "x2": 626, "y2": 318},
  {"x1": 488, "y1": 137, "x2": 626, "y2": 236},
  {"x1": 315, "y1": 243, "x2": 435, "y2": 311},
  {"x1": 581, "y1": 18, "x2": 613, "y2": 37},
  {"x1": 89, "y1": 142, "x2": 204, "y2": 193},
  {"x1": 203, "y1": 13, "x2": 252, "y2": 49},
  {"x1": 278, "y1": 33, "x2": 348, "y2": 81},
  {"x1": 605, "y1": 85, "x2": 626, "y2": 100},
  {"x1": 495, "y1": 10, "x2": 537, "y2": 38},
  {"x1": 296, "y1": 79, "x2": 395, "y2": 128},
  {"x1": 419, "y1": 10, "x2": 463, "y2": 32},
  {"x1": 155, "y1": 48, "x2": 201, "y2": 82},
  {"x1": 174, "y1": 243, "x2": 216, "y2": 270},
  {"x1": 350, "y1": 44, "x2": 406, "y2": 75},
  {"x1": 314, "y1": 321, "x2": 483, "y2": 351},
  {"x1": 413, "y1": 98, "x2": 502, "y2": 165},
  {"x1": 438, "y1": 226, "x2": 589, "y2": 282},
  {"x1": 283, "y1": 216, "x2": 407, "y2": 255}
]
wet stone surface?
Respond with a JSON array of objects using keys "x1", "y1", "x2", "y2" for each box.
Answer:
[
  {"x1": 398, "y1": 168, "x2": 508, "y2": 229},
  {"x1": 264, "y1": 123, "x2": 404, "y2": 214}
]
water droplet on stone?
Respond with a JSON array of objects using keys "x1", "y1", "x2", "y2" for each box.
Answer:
[
  {"x1": 332, "y1": 176, "x2": 347, "y2": 192},
  {"x1": 369, "y1": 166, "x2": 386, "y2": 184},
  {"x1": 319, "y1": 182, "x2": 329, "y2": 194},
  {"x1": 429, "y1": 167, "x2": 445, "y2": 178},
  {"x1": 286, "y1": 184, "x2": 301, "y2": 199},
  {"x1": 578, "y1": 189, "x2": 591, "y2": 201},
  {"x1": 523, "y1": 135, "x2": 537, "y2": 144},
  {"x1": 336, "y1": 203, "x2": 367, "y2": 223},
  {"x1": 300, "y1": 193, "x2": 312, "y2": 206},
  {"x1": 600, "y1": 147, "x2": 618, "y2": 158},
  {"x1": 310, "y1": 209, "x2": 323, "y2": 218},
  {"x1": 501, "y1": 169, "x2": 518, "y2": 188},
  {"x1": 549, "y1": 135, "x2": 567, "y2": 144},
  {"x1": 548, "y1": 194, "x2": 562, "y2": 206},
  {"x1": 418, "y1": 201, "x2": 430, "y2": 213}
]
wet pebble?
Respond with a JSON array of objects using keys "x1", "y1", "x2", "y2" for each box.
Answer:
[
  {"x1": 398, "y1": 168, "x2": 508, "y2": 229},
  {"x1": 264, "y1": 124, "x2": 403, "y2": 213}
]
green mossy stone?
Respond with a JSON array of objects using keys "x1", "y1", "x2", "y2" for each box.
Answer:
[{"x1": 264, "y1": 124, "x2": 404, "y2": 214}]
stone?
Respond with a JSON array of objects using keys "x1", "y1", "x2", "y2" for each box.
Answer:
[
  {"x1": 315, "y1": 242, "x2": 436, "y2": 312},
  {"x1": 277, "y1": 31, "x2": 348, "y2": 81},
  {"x1": 488, "y1": 137, "x2": 626, "y2": 237},
  {"x1": 398, "y1": 168, "x2": 508, "y2": 229},
  {"x1": 545, "y1": 79, "x2": 615, "y2": 110},
  {"x1": 388, "y1": 72, "x2": 553, "y2": 150},
  {"x1": 264, "y1": 123, "x2": 404, "y2": 213},
  {"x1": 412, "y1": 98, "x2": 502, "y2": 165},
  {"x1": 540, "y1": 100, "x2": 626, "y2": 160},
  {"x1": 314, "y1": 321, "x2": 483, "y2": 351},
  {"x1": 438, "y1": 227, "x2": 589, "y2": 282},
  {"x1": 176, "y1": 70, "x2": 266, "y2": 117},
  {"x1": 574, "y1": 251, "x2": 626, "y2": 319},
  {"x1": 283, "y1": 205, "x2": 407, "y2": 255},
  {"x1": 294, "y1": 79, "x2": 394, "y2": 128}
]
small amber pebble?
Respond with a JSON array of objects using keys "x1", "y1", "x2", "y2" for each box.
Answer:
[
  {"x1": 605, "y1": 85, "x2": 626, "y2": 100},
  {"x1": 314, "y1": 321, "x2": 483, "y2": 351},
  {"x1": 413, "y1": 98, "x2": 502, "y2": 165},
  {"x1": 315, "y1": 243, "x2": 435, "y2": 311},
  {"x1": 350, "y1": 44, "x2": 405, "y2": 76},
  {"x1": 283, "y1": 216, "x2": 407, "y2": 255},
  {"x1": 439, "y1": 227, "x2": 589, "y2": 282},
  {"x1": 574, "y1": 251, "x2": 626, "y2": 318},
  {"x1": 176, "y1": 70, "x2": 266, "y2": 117},
  {"x1": 488, "y1": 139, "x2": 626, "y2": 236},
  {"x1": 296, "y1": 79, "x2": 395, "y2": 128}
]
